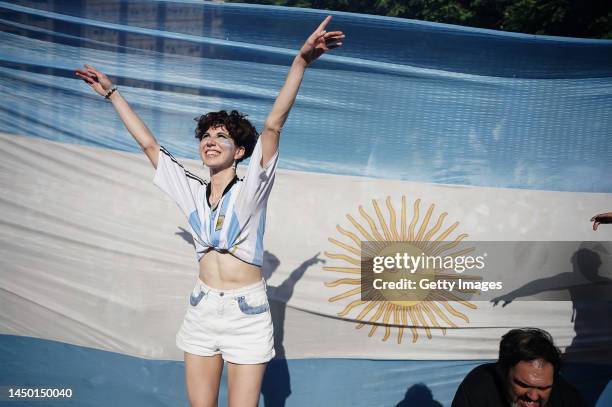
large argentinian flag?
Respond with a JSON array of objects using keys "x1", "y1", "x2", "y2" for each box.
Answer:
[{"x1": 1, "y1": 1, "x2": 611, "y2": 406}]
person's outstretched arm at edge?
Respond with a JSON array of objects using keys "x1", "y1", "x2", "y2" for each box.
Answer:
[{"x1": 591, "y1": 212, "x2": 612, "y2": 231}]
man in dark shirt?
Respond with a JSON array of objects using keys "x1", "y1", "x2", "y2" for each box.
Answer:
[{"x1": 452, "y1": 328, "x2": 586, "y2": 407}]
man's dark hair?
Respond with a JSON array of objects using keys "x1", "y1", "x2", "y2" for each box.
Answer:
[
  {"x1": 194, "y1": 110, "x2": 258, "y2": 163},
  {"x1": 498, "y1": 328, "x2": 562, "y2": 376}
]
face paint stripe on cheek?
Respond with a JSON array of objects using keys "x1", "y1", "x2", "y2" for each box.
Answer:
[{"x1": 220, "y1": 138, "x2": 234, "y2": 150}]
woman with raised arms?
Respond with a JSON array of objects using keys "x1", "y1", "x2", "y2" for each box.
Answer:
[{"x1": 75, "y1": 16, "x2": 344, "y2": 407}]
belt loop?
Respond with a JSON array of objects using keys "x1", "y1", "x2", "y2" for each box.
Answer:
[{"x1": 263, "y1": 278, "x2": 267, "y2": 293}]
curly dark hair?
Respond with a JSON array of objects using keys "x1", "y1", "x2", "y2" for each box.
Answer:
[
  {"x1": 498, "y1": 328, "x2": 562, "y2": 377},
  {"x1": 194, "y1": 110, "x2": 258, "y2": 163}
]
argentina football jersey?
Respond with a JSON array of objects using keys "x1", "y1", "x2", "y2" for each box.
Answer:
[{"x1": 153, "y1": 136, "x2": 278, "y2": 266}]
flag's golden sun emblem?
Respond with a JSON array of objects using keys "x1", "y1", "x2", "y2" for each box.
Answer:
[{"x1": 324, "y1": 196, "x2": 478, "y2": 344}]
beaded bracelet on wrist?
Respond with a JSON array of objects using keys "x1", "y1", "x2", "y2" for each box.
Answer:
[{"x1": 104, "y1": 86, "x2": 118, "y2": 99}]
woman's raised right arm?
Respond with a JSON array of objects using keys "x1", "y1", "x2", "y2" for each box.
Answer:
[{"x1": 75, "y1": 64, "x2": 160, "y2": 167}]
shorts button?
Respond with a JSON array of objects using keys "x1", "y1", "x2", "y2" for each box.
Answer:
[{"x1": 219, "y1": 292, "x2": 224, "y2": 297}]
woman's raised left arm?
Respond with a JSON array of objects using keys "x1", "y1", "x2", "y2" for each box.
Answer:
[{"x1": 260, "y1": 16, "x2": 344, "y2": 165}]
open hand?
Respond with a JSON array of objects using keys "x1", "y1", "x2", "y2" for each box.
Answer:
[
  {"x1": 74, "y1": 64, "x2": 114, "y2": 97},
  {"x1": 591, "y1": 212, "x2": 612, "y2": 231},
  {"x1": 298, "y1": 16, "x2": 344, "y2": 66}
]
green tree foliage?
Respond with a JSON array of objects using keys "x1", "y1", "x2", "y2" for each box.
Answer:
[{"x1": 227, "y1": 0, "x2": 611, "y2": 39}]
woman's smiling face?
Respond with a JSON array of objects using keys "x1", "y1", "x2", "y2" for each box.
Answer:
[{"x1": 200, "y1": 125, "x2": 244, "y2": 170}]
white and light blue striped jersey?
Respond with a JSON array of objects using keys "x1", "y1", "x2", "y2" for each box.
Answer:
[{"x1": 153, "y1": 137, "x2": 278, "y2": 266}]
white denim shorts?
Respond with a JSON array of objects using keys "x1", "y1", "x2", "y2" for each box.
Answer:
[{"x1": 176, "y1": 278, "x2": 275, "y2": 364}]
